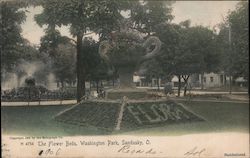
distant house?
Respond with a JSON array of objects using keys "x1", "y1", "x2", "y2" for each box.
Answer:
[
  {"x1": 198, "y1": 72, "x2": 225, "y2": 88},
  {"x1": 234, "y1": 77, "x2": 248, "y2": 87},
  {"x1": 133, "y1": 72, "x2": 247, "y2": 89},
  {"x1": 196, "y1": 72, "x2": 247, "y2": 88}
]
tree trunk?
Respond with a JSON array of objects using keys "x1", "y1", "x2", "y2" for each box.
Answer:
[
  {"x1": 61, "y1": 80, "x2": 64, "y2": 88},
  {"x1": 201, "y1": 72, "x2": 204, "y2": 90},
  {"x1": 28, "y1": 86, "x2": 31, "y2": 104},
  {"x1": 96, "y1": 80, "x2": 99, "y2": 93},
  {"x1": 48, "y1": 24, "x2": 57, "y2": 57},
  {"x1": 224, "y1": 75, "x2": 227, "y2": 87},
  {"x1": 182, "y1": 75, "x2": 190, "y2": 97},
  {"x1": 76, "y1": 34, "x2": 85, "y2": 102},
  {"x1": 184, "y1": 82, "x2": 187, "y2": 96},
  {"x1": 232, "y1": 77, "x2": 236, "y2": 86},
  {"x1": 112, "y1": 78, "x2": 115, "y2": 87},
  {"x1": 229, "y1": 75, "x2": 232, "y2": 94},
  {"x1": 246, "y1": 76, "x2": 249, "y2": 94},
  {"x1": 157, "y1": 77, "x2": 160, "y2": 91},
  {"x1": 177, "y1": 75, "x2": 181, "y2": 97}
]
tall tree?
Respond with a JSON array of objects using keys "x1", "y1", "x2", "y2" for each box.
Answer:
[
  {"x1": 182, "y1": 26, "x2": 218, "y2": 95},
  {"x1": 156, "y1": 23, "x2": 185, "y2": 96},
  {"x1": 0, "y1": 1, "x2": 26, "y2": 71},
  {"x1": 217, "y1": 2, "x2": 249, "y2": 92},
  {"x1": 83, "y1": 38, "x2": 110, "y2": 92},
  {"x1": 228, "y1": 2, "x2": 249, "y2": 90},
  {"x1": 157, "y1": 23, "x2": 219, "y2": 96},
  {"x1": 52, "y1": 43, "x2": 76, "y2": 88},
  {"x1": 35, "y1": 0, "x2": 128, "y2": 102}
]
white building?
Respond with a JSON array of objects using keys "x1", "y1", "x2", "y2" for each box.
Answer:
[
  {"x1": 133, "y1": 72, "x2": 247, "y2": 89},
  {"x1": 199, "y1": 72, "x2": 225, "y2": 88}
]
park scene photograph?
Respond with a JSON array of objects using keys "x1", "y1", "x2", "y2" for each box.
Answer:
[{"x1": 1, "y1": 0, "x2": 249, "y2": 138}]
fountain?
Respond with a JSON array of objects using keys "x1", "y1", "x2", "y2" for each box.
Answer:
[
  {"x1": 55, "y1": 20, "x2": 204, "y2": 132},
  {"x1": 1, "y1": 76, "x2": 49, "y2": 101},
  {"x1": 99, "y1": 30, "x2": 163, "y2": 100}
]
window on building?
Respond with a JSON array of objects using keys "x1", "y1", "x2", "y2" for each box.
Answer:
[{"x1": 210, "y1": 77, "x2": 214, "y2": 82}]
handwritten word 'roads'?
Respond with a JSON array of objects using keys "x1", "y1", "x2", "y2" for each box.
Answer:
[{"x1": 117, "y1": 145, "x2": 157, "y2": 155}]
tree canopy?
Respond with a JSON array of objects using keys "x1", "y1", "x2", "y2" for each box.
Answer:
[
  {"x1": 0, "y1": 1, "x2": 26, "y2": 71},
  {"x1": 218, "y1": 1, "x2": 249, "y2": 89},
  {"x1": 2, "y1": 0, "x2": 248, "y2": 97},
  {"x1": 155, "y1": 22, "x2": 220, "y2": 95},
  {"x1": 130, "y1": 0, "x2": 174, "y2": 35},
  {"x1": 35, "y1": 0, "x2": 133, "y2": 101},
  {"x1": 228, "y1": 2, "x2": 249, "y2": 80}
]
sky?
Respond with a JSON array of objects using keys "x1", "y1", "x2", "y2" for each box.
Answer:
[
  {"x1": 21, "y1": 1, "x2": 239, "y2": 45},
  {"x1": 172, "y1": 1, "x2": 239, "y2": 27}
]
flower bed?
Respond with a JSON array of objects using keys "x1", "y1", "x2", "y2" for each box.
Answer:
[
  {"x1": 121, "y1": 100, "x2": 203, "y2": 130},
  {"x1": 55, "y1": 101, "x2": 120, "y2": 131},
  {"x1": 1, "y1": 87, "x2": 76, "y2": 101},
  {"x1": 55, "y1": 100, "x2": 203, "y2": 132}
]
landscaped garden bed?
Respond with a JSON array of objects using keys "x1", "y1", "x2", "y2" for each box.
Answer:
[
  {"x1": 55, "y1": 99, "x2": 203, "y2": 132},
  {"x1": 1, "y1": 100, "x2": 248, "y2": 136}
]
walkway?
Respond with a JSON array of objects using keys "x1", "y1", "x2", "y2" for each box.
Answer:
[
  {"x1": 1, "y1": 100, "x2": 77, "y2": 106},
  {"x1": 1, "y1": 91, "x2": 248, "y2": 106}
]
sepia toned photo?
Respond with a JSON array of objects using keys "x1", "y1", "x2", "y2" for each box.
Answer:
[{"x1": 1, "y1": 0, "x2": 249, "y2": 157}]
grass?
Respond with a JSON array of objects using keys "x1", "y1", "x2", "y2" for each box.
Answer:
[
  {"x1": 1, "y1": 100, "x2": 249, "y2": 136},
  {"x1": 1, "y1": 105, "x2": 107, "y2": 136}
]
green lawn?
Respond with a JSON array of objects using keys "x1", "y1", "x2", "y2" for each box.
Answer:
[{"x1": 1, "y1": 101, "x2": 249, "y2": 136}]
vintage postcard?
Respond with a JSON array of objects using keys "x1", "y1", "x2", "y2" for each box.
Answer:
[{"x1": 1, "y1": 0, "x2": 249, "y2": 158}]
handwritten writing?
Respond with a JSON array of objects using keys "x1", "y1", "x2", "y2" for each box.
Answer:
[
  {"x1": 117, "y1": 145, "x2": 157, "y2": 155},
  {"x1": 184, "y1": 146, "x2": 206, "y2": 157},
  {"x1": 38, "y1": 148, "x2": 61, "y2": 157}
]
